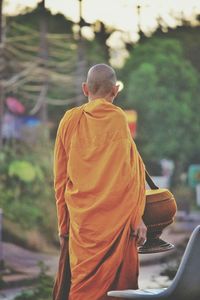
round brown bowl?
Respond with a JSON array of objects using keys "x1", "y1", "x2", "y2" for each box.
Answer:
[{"x1": 138, "y1": 188, "x2": 177, "y2": 254}]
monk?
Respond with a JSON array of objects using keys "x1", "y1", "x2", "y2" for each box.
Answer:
[{"x1": 54, "y1": 64, "x2": 147, "y2": 300}]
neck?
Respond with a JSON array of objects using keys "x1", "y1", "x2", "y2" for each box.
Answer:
[{"x1": 88, "y1": 95, "x2": 114, "y2": 103}]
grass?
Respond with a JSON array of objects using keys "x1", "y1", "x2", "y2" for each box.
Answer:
[{"x1": 14, "y1": 262, "x2": 54, "y2": 300}]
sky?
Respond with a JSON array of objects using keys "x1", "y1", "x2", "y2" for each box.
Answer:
[
  {"x1": 4, "y1": 0, "x2": 200, "y2": 35},
  {"x1": 3, "y1": 0, "x2": 200, "y2": 66}
]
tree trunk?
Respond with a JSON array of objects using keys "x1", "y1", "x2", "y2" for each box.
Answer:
[
  {"x1": 39, "y1": 0, "x2": 49, "y2": 140},
  {"x1": 0, "y1": 0, "x2": 4, "y2": 148},
  {"x1": 75, "y1": 0, "x2": 86, "y2": 106}
]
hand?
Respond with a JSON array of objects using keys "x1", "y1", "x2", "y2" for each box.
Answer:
[{"x1": 132, "y1": 219, "x2": 147, "y2": 246}]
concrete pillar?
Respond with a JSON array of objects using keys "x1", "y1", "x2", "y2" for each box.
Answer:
[{"x1": 196, "y1": 184, "x2": 200, "y2": 207}]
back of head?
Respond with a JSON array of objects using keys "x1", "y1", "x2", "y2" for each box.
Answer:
[{"x1": 87, "y1": 64, "x2": 117, "y2": 97}]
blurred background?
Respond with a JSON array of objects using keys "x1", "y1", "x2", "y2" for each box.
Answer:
[{"x1": 0, "y1": 0, "x2": 200, "y2": 299}]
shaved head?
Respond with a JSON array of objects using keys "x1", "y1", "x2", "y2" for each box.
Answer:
[{"x1": 86, "y1": 64, "x2": 117, "y2": 97}]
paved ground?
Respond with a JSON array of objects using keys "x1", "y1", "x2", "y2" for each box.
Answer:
[
  {"x1": 2, "y1": 242, "x2": 58, "y2": 276},
  {"x1": 0, "y1": 211, "x2": 199, "y2": 299}
]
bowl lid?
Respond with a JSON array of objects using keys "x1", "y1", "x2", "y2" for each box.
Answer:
[{"x1": 146, "y1": 188, "x2": 174, "y2": 202}]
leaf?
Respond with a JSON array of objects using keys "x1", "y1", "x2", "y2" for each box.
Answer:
[{"x1": 9, "y1": 160, "x2": 36, "y2": 182}]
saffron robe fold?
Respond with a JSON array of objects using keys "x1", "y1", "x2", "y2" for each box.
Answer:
[{"x1": 54, "y1": 98, "x2": 146, "y2": 300}]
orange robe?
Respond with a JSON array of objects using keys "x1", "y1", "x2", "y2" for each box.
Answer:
[{"x1": 54, "y1": 98, "x2": 146, "y2": 300}]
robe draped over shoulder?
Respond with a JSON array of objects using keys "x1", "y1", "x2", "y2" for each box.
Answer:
[{"x1": 54, "y1": 98, "x2": 146, "y2": 300}]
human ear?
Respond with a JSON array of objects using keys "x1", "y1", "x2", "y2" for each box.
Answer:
[
  {"x1": 113, "y1": 85, "x2": 120, "y2": 97},
  {"x1": 82, "y1": 82, "x2": 89, "y2": 96}
]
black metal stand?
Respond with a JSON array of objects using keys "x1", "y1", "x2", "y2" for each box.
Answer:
[{"x1": 138, "y1": 238, "x2": 175, "y2": 254}]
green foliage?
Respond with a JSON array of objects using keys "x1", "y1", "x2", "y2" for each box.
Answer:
[
  {"x1": 8, "y1": 160, "x2": 38, "y2": 182},
  {"x1": 153, "y1": 26, "x2": 200, "y2": 74},
  {"x1": 85, "y1": 39, "x2": 109, "y2": 66},
  {"x1": 120, "y1": 37, "x2": 200, "y2": 179},
  {"x1": 15, "y1": 262, "x2": 54, "y2": 300},
  {"x1": 0, "y1": 142, "x2": 57, "y2": 242}
]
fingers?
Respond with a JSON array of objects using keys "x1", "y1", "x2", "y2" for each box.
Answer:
[
  {"x1": 137, "y1": 232, "x2": 146, "y2": 246},
  {"x1": 133, "y1": 225, "x2": 147, "y2": 246}
]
